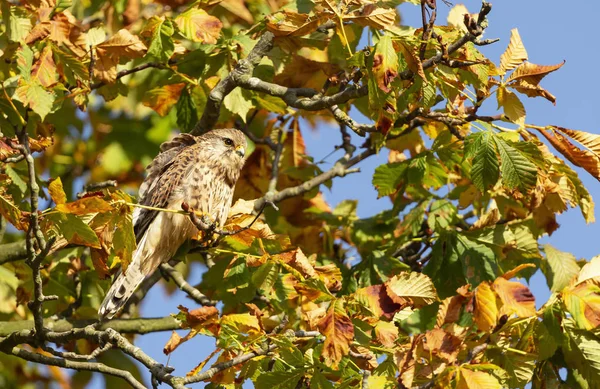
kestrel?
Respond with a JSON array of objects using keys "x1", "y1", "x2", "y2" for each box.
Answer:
[{"x1": 99, "y1": 128, "x2": 247, "y2": 319}]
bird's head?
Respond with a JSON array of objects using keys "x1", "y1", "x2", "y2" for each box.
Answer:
[{"x1": 206, "y1": 128, "x2": 248, "y2": 169}]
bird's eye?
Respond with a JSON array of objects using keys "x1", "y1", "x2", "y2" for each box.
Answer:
[{"x1": 223, "y1": 138, "x2": 234, "y2": 146}]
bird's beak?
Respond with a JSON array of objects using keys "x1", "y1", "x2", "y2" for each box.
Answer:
[{"x1": 235, "y1": 145, "x2": 245, "y2": 158}]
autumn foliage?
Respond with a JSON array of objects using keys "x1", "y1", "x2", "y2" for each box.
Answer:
[{"x1": 1, "y1": 0, "x2": 600, "y2": 388}]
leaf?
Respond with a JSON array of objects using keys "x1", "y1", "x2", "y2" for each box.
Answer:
[
  {"x1": 492, "y1": 277, "x2": 536, "y2": 318},
  {"x1": 542, "y1": 244, "x2": 580, "y2": 292},
  {"x1": 163, "y1": 331, "x2": 184, "y2": 355},
  {"x1": 32, "y1": 46, "x2": 59, "y2": 88},
  {"x1": 473, "y1": 282, "x2": 498, "y2": 332},
  {"x1": 56, "y1": 197, "x2": 114, "y2": 215},
  {"x1": 175, "y1": 8, "x2": 222, "y2": 44},
  {"x1": 48, "y1": 177, "x2": 67, "y2": 205},
  {"x1": 2, "y1": 4, "x2": 32, "y2": 42},
  {"x1": 536, "y1": 126, "x2": 600, "y2": 181},
  {"x1": 14, "y1": 80, "x2": 55, "y2": 120},
  {"x1": 497, "y1": 86, "x2": 525, "y2": 126},
  {"x1": 498, "y1": 28, "x2": 528, "y2": 75},
  {"x1": 266, "y1": 10, "x2": 324, "y2": 37},
  {"x1": 176, "y1": 88, "x2": 198, "y2": 132},
  {"x1": 494, "y1": 136, "x2": 537, "y2": 190},
  {"x1": 96, "y1": 29, "x2": 147, "y2": 58},
  {"x1": 143, "y1": 83, "x2": 186, "y2": 116},
  {"x1": 385, "y1": 272, "x2": 438, "y2": 307},
  {"x1": 372, "y1": 163, "x2": 405, "y2": 197},
  {"x1": 256, "y1": 370, "x2": 305, "y2": 389},
  {"x1": 344, "y1": 6, "x2": 397, "y2": 30},
  {"x1": 374, "y1": 321, "x2": 398, "y2": 348},
  {"x1": 46, "y1": 213, "x2": 101, "y2": 249},
  {"x1": 578, "y1": 255, "x2": 600, "y2": 284},
  {"x1": 507, "y1": 61, "x2": 565, "y2": 104},
  {"x1": 563, "y1": 326, "x2": 600, "y2": 386},
  {"x1": 143, "y1": 16, "x2": 175, "y2": 63},
  {"x1": 563, "y1": 279, "x2": 600, "y2": 330},
  {"x1": 457, "y1": 367, "x2": 503, "y2": 389},
  {"x1": 0, "y1": 178, "x2": 29, "y2": 231},
  {"x1": 318, "y1": 299, "x2": 354, "y2": 368},
  {"x1": 372, "y1": 35, "x2": 398, "y2": 93},
  {"x1": 223, "y1": 87, "x2": 253, "y2": 122}
]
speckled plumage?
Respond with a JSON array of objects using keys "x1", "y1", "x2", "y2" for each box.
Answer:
[{"x1": 99, "y1": 129, "x2": 247, "y2": 319}]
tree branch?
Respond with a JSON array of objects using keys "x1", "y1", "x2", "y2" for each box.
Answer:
[{"x1": 159, "y1": 263, "x2": 216, "y2": 306}]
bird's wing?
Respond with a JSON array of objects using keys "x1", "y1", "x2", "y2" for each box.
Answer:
[{"x1": 133, "y1": 143, "x2": 199, "y2": 240}]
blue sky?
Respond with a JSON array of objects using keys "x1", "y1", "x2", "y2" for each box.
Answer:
[{"x1": 88, "y1": 1, "x2": 600, "y2": 387}]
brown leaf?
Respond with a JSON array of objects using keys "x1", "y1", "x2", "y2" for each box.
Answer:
[
  {"x1": 32, "y1": 46, "x2": 59, "y2": 88},
  {"x1": 374, "y1": 321, "x2": 398, "y2": 348},
  {"x1": 353, "y1": 284, "x2": 403, "y2": 319},
  {"x1": 318, "y1": 299, "x2": 354, "y2": 368},
  {"x1": 536, "y1": 126, "x2": 600, "y2": 181},
  {"x1": 179, "y1": 305, "x2": 220, "y2": 329},
  {"x1": 163, "y1": 331, "x2": 183, "y2": 355},
  {"x1": 94, "y1": 29, "x2": 147, "y2": 83},
  {"x1": 266, "y1": 10, "x2": 326, "y2": 37},
  {"x1": 424, "y1": 328, "x2": 462, "y2": 363}
]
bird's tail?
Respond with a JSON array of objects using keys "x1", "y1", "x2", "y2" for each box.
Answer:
[
  {"x1": 98, "y1": 234, "x2": 149, "y2": 319},
  {"x1": 98, "y1": 264, "x2": 145, "y2": 320}
]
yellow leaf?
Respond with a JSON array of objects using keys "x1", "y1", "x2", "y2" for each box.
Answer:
[
  {"x1": 96, "y1": 29, "x2": 147, "y2": 58},
  {"x1": 473, "y1": 282, "x2": 498, "y2": 332},
  {"x1": 374, "y1": 321, "x2": 398, "y2": 348},
  {"x1": 498, "y1": 28, "x2": 528, "y2": 75},
  {"x1": 447, "y1": 4, "x2": 469, "y2": 33},
  {"x1": 344, "y1": 6, "x2": 397, "y2": 30},
  {"x1": 175, "y1": 8, "x2": 223, "y2": 44},
  {"x1": 457, "y1": 367, "x2": 502, "y2": 389},
  {"x1": 385, "y1": 272, "x2": 438, "y2": 307},
  {"x1": 48, "y1": 177, "x2": 67, "y2": 205},
  {"x1": 220, "y1": 313, "x2": 261, "y2": 335},
  {"x1": 501, "y1": 263, "x2": 537, "y2": 280},
  {"x1": 497, "y1": 86, "x2": 525, "y2": 126},
  {"x1": 578, "y1": 255, "x2": 600, "y2": 284},
  {"x1": 0, "y1": 177, "x2": 29, "y2": 231},
  {"x1": 318, "y1": 299, "x2": 354, "y2": 368},
  {"x1": 563, "y1": 279, "x2": 600, "y2": 330}
]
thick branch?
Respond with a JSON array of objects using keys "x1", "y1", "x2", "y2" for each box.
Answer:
[
  {"x1": 0, "y1": 240, "x2": 27, "y2": 264},
  {"x1": 0, "y1": 316, "x2": 180, "y2": 337},
  {"x1": 192, "y1": 32, "x2": 275, "y2": 135},
  {"x1": 6, "y1": 346, "x2": 147, "y2": 389}
]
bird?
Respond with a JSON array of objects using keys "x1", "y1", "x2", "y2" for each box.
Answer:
[{"x1": 98, "y1": 128, "x2": 247, "y2": 319}]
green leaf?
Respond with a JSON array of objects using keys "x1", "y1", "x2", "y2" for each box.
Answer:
[
  {"x1": 255, "y1": 370, "x2": 305, "y2": 389},
  {"x1": 176, "y1": 88, "x2": 198, "y2": 132},
  {"x1": 396, "y1": 302, "x2": 439, "y2": 335},
  {"x1": 372, "y1": 163, "x2": 406, "y2": 197},
  {"x1": 145, "y1": 16, "x2": 175, "y2": 63},
  {"x1": 563, "y1": 325, "x2": 600, "y2": 387},
  {"x1": 310, "y1": 371, "x2": 334, "y2": 389},
  {"x1": 14, "y1": 80, "x2": 55, "y2": 120},
  {"x1": 542, "y1": 244, "x2": 581, "y2": 292},
  {"x1": 494, "y1": 136, "x2": 537, "y2": 190},
  {"x1": 2, "y1": 3, "x2": 32, "y2": 42},
  {"x1": 223, "y1": 87, "x2": 253, "y2": 122},
  {"x1": 16, "y1": 45, "x2": 34, "y2": 80},
  {"x1": 46, "y1": 213, "x2": 100, "y2": 248},
  {"x1": 487, "y1": 348, "x2": 536, "y2": 388},
  {"x1": 427, "y1": 199, "x2": 457, "y2": 231},
  {"x1": 466, "y1": 131, "x2": 500, "y2": 191}
]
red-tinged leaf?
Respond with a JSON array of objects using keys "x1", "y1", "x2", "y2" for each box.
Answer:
[
  {"x1": 353, "y1": 284, "x2": 403, "y2": 319},
  {"x1": 48, "y1": 177, "x2": 67, "y2": 205},
  {"x1": 562, "y1": 279, "x2": 600, "y2": 330},
  {"x1": 142, "y1": 83, "x2": 186, "y2": 116},
  {"x1": 492, "y1": 277, "x2": 536, "y2": 318},
  {"x1": 318, "y1": 299, "x2": 354, "y2": 368},
  {"x1": 424, "y1": 328, "x2": 462, "y2": 363},
  {"x1": 372, "y1": 35, "x2": 398, "y2": 93}
]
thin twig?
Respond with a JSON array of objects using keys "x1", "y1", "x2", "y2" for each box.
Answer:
[{"x1": 159, "y1": 263, "x2": 216, "y2": 306}]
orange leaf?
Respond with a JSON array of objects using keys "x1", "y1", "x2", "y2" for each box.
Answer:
[
  {"x1": 492, "y1": 277, "x2": 535, "y2": 318},
  {"x1": 266, "y1": 10, "x2": 325, "y2": 37},
  {"x1": 374, "y1": 321, "x2": 398, "y2": 348},
  {"x1": 353, "y1": 284, "x2": 403, "y2": 319},
  {"x1": 56, "y1": 196, "x2": 114, "y2": 215},
  {"x1": 424, "y1": 328, "x2": 462, "y2": 363},
  {"x1": 32, "y1": 45, "x2": 59, "y2": 88},
  {"x1": 163, "y1": 331, "x2": 184, "y2": 355},
  {"x1": 318, "y1": 299, "x2": 354, "y2": 368},
  {"x1": 142, "y1": 83, "x2": 186, "y2": 116}
]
